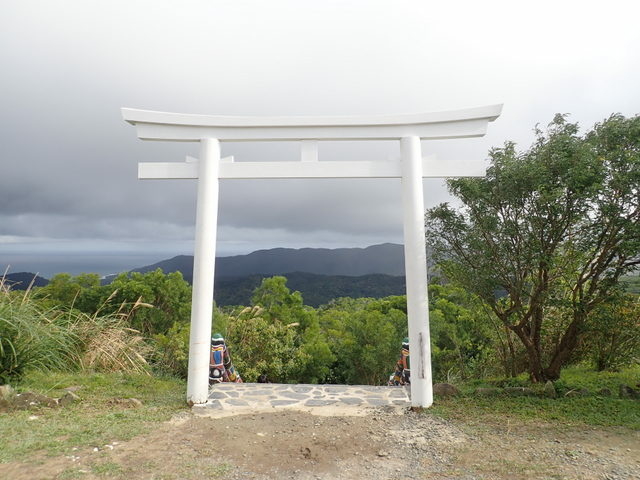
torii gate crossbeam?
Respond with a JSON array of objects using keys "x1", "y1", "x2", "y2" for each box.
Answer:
[{"x1": 123, "y1": 104, "x2": 502, "y2": 407}]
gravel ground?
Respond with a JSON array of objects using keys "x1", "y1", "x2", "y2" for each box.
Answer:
[{"x1": 1, "y1": 407, "x2": 639, "y2": 479}]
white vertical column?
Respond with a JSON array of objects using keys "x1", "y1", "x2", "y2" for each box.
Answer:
[
  {"x1": 186, "y1": 138, "x2": 220, "y2": 405},
  {"x1": 400, "y1": 136, "x2": 433, "y2": 408}
]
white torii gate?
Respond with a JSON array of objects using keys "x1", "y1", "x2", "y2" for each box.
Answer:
[{"x1": 122, "y1": 104, "x2": 502, "y2": 407}]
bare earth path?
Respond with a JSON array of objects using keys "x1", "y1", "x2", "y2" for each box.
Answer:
[{"x1": 2, "y1": 406, "x2": 639, "y2": 479}]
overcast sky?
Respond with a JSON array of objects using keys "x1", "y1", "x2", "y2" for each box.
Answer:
[{"x1": 1, "y1": 0, "x2": 639, "y2": 277}]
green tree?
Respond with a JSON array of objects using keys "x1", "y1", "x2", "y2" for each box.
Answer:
[
  {"x1": 248, "y1": 276, "x2": 334, "y2": 382},
  {"x1": 36, "y1": 273, "x2": 101, "y2": 309},
  {"x1": 319, "y1": 296, "x2": 407, "y2": 385},
  {"x1": 580, "y1": 292, "x2": 640, "y2": 371},
  {"x1": 427, "y1": 114, "x2": 640, "y2": 381},
  {"x1": 428, "y1": 283, "x2": 495, "y2": 381},
  {"x1": 105, "y1": 269, "x2": 192, "y2": 336}
]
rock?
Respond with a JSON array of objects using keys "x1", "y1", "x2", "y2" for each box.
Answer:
[
  {"x1": 0, "y1": 384, "x2": 15, "y2": 400},
  {"x1": 544, "y1": 381, "x2": 557, "y2": 398},
  {"x1": 504, "y1": 387, "x2": 535, "y2": 396},
  {"x1": 475, "y1": 387, "x2": 501, "y2": 396},
  {"x1": 58, "y1": 391, "x2": 80, "y2": 407},
  {"x1": 12, "y1": 392, "x2": 58, "y2": 409},
  {"x1": 564, "y1": 388, "x2": 590, "y2": 398},
  {"x1": 114, "y1": 397, "x2": 143, "y2": 408},
  {"x1": 0, "y1": 398, "x2": 11, "y2": 412},
  {"x1": 433, "y1": 383, "x2": 460, "y2": 397},
  {"x1": 597, "y1": 388, "x2": 612, "y2": 397},
  {"x1": 619, "y1": 385, "x2": 640, "y2": 399},
  {"x1": 63, "y1": 385, "x2": 83, "y2": 392},
  {"x1": 377, "y1": 450, "x2": 390, "y2": 457}
]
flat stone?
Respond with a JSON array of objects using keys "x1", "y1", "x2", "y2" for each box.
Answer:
[
  {"x1": 271, "y1": 400, "x2": 299, "y2": 406},
  {"x1": 291, "y1": 386, "x2": 314, "y2": 393},
  {"x1": 325, "y1": 386, "x2": 349, "y2": 392},
  {"x1": 226, "y1": 399, "x2": 249, "y2": 406},
  {"x1": 305, "y1": 399, "x2": 335, "y2": 407},
  {"x1": 388, "y1": 389, "x2": 409, "y2": 398},
  {"x1": 247, "y1": 390, "x2": 274, "y2": 396},
  {"x1": 365, "y1": 398, "x2": 389, "y2": 406},
  {"x1": 280, "y1": 392, "x2": 309, "y2": 400},
  {"x1": 339, "y1": 397, "x2": 363, "y2": 405},
  {"x1": 205, "y1": 400, "x2": 223, "y2": 409},
  {"x1": 209, "y1": 391, "x2": 229, "y2": 399}
]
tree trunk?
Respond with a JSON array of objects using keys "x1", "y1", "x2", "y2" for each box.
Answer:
[
  {"x1": 505, "y1": 327, "x2": 518, "y2": 378},
  {"x1": 511, "y1": 325, "x2": 545, "y2": 382},
  {"x1": 544, "y1": 315, "x2": 583, "y2": 380}
]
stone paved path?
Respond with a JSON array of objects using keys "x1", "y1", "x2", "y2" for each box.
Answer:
[{"x1": 194, "y1": 383, "x2": 411, "y2": 417}]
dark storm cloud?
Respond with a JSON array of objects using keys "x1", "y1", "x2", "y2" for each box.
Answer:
[{"x1": 1, "y1": 0, "x2": 639, "y2": 274}]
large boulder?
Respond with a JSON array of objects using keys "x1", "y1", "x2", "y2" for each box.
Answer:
[
  {"x1": 433, "y1": 383, "x2": 460, "y2": 397},
  {"x1": 475, "y1": 387, "x2": 501, "y2": 396},
  {"x1": 58, "y1": 391, "x2": 81, "y2": 407},
  {"x1": 0, "y1": 384, "x2": 14, "y2": 400},
  {"x1": 544, "y1": 381, "x2": 557, "y2": 398},
  {"x1": 504, "y1": 386, "x2": 536, "y2": 396},
  {"x1": 111, "y1": 397, "x2": 143, "y2": 408},
  {"x1": 0, "y1": 385, "x2": 15, "y2": 412},
  {"x1": 619, "y1": 385, "x2": 640, "y2": 399},
  {"x1": 12, "y1": 392, "x2": 58, "y2": 409},
  {"x1": 564, "y1": 388, "x2": 590, "y2": 398}
]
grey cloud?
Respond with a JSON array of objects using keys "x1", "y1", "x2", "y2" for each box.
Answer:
[{"x1": 1, "y1": 0, "x2": 640, "y2": 272}]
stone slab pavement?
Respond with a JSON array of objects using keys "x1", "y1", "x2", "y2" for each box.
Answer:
[{"x1": 193, "y1": 383, "x2": 411, "y2": 418}]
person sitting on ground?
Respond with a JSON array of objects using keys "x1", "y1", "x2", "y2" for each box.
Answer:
[
  {"x1": 388, "y1": 337, "x2": 410, "y2": 386},
  {"x1": 209, "y1": 333, "x2": 242, "y2": 384}
]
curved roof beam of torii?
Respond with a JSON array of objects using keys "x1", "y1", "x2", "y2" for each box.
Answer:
[{"x1": 122, "y1": 104, "x2": 503, "y2": 142}]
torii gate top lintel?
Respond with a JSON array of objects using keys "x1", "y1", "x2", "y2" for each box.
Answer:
[{"x1": 122, "y1": 104, "x2": 502, "y2": 142}]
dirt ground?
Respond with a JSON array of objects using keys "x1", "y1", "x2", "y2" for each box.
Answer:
[{"x1": 2, "y1": 407, "x2": 639, "y2": 480}]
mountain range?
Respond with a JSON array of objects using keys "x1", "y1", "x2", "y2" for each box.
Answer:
[
  {"x1": 3, "y1": 243, "x2": 408, "y2": 306},
  {"x1": 126, "y1": 243, "x2": 405, "y2": 283}
]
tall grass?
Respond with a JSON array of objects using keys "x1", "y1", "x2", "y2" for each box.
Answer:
[{"x1": 0, "y1": 277, "x2": 151, "y2": 383}]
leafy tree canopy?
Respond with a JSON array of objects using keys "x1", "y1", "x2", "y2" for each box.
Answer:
[{"x1": 427, "y1": 113, "x2": 640, "y2": 381}]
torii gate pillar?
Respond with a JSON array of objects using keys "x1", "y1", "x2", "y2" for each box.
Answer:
[
  {"x1": 401, "y1": 136, "x2": 432, "y2": 407},
  {"x1": 187, "y1": 138, "x2": 220, "y2": 404}
]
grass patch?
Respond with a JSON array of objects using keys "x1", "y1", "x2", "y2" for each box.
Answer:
[
  {"x1": 91, "y1": 461, "x2": 123, "y2": 476},
  {"x1": 431, "y1": 395, "x2": 640, "y2": 429},
  {"x1": 0, "y1": 371, "x2": 187, "y2": 463},
  {"x1": 557, "y1": 364, "x2": 640, "y2": 393},
  {"x1": 431, "y1": 365, "x2": 640, "y2": 429},
  {"x1": 56, "y1": 468, "x2": 88, "y2": 479}
]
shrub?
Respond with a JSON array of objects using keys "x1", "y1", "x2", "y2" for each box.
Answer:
[
  {"x1": 153, "y1": 321, "x2": 191, "y2": 378},
  {"x1": 0, "y1": 279, "x2": 151, "y2": 383},
  {"x1": 0, "y1": 294, "x2": 78, "y2": 383}
]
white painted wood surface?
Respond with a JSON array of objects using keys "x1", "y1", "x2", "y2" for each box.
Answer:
[
  {"x1": 401, "y1": 136, "x2": 434, "y2": 408},
  {"x1": 122, "y1": 104, "x2": 502, "y2": 141},
  {"x1": 186, "y1": 138, "x2": 220, "y2": 405},
  {"x1": 123, "y1": 105, "x2": 502, "y2": 407}
]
